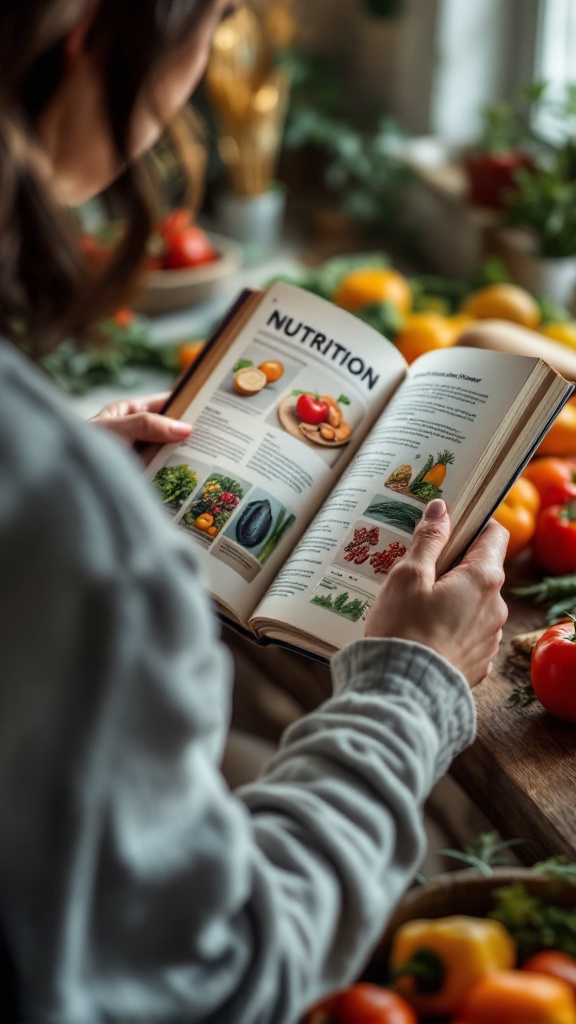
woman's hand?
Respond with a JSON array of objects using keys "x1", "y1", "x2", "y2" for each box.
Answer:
[
  {"x1": 364, "y1": 499, "x2": 509, "y2": 688},
  {"x1": 90, "y1": 394, "x2": 192, "y2": 446}
]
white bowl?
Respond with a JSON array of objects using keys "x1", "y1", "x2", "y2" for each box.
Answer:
[{"x1": 132, "y1": 232, "x2": 243, "y2": 315}]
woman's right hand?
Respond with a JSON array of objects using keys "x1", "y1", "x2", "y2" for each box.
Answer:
[{"x1": 364, "y1": 499, "x2": 509, "y2": 688}]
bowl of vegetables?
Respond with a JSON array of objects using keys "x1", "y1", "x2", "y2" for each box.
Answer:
[
  {"x1": 307, "y1": 867, "x2": 576, "y2": 1024},
  {"x1": 81, "y1": 208, "x2": 243, "y2": 316},
  {"x1": 133, "y1": 228, "x2": 243, "y2": 315}
]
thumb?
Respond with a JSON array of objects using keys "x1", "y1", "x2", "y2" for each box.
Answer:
[{"x1": 405, "y1": 499, "x2": 451, "y2": 585}]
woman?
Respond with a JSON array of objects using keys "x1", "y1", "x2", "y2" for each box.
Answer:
[{"x1": 0, "y1": 2, "x2": 509, "y2": 1022}]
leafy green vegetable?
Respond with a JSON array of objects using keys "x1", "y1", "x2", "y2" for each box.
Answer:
[
  {"x1": 489, "y1": 883, "x2": 576, "y2": 960},
  {"x1": 507, "y1": 682, "x2": 538, "y2": 708},
  {"x1": 153, "y1": 465, "x2": 198, "y2": 508},
  {"x1": 511, "y1": 575, "x2": 576, "y2": 624},
  {"x1": 41, "y1": 316, "x2": 180, "y2": 395}
]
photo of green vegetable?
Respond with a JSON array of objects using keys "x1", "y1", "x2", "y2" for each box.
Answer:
[
  {"x1": 310, "y1": 580, "x2": 371, "y2": 623},
  {"x1": 153, "y1": 463, "x2": 198, "y2": 511},
  {"x1": 223, "y1": 487, "x2": 296, "y2": 566},
  {"x1": 364, "y1": 496, "x2": 423, "y2": 534}
]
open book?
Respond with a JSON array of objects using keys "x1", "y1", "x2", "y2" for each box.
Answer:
[{"x1": 143, "y1": 281, "x2": 573, "y2": 660}]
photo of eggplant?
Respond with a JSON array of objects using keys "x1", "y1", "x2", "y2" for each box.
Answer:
[
  {"x1": 235, "y1": 500, "x2": 273, "y2": 547},
  {"x1": 224, "y1": 487, "x2": 296, "y2": 567}
]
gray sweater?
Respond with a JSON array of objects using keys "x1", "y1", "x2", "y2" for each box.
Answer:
[{"x1": 0, "y1": 341, "x2": 476, "y2": 1024}]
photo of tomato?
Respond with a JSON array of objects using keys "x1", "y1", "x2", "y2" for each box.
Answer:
[
  {"x1": 295, "y1": 393, "x2": 330, "y2": 425},
  {"x1": 531, "y1": 617, "x2": 576, "y2": 723},
  {"x1": 306, "y1": 983, "x2": 417, "y2": 1024},
  {"x1": 278, "y1": 389, "x2": 354, "y2": 449},
  {"x1": 163, "y1": 225, "x2": 217, "y2": 269},
  {"x1": 533, "y1": 500, "x2": 576, "y2": 575}
]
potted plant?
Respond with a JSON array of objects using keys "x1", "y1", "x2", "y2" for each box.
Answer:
[
  {"x1": 497, "y1": 148, "x2": 576, "y2": 308},
  {"x1": 462, "y1": 82, "x2": 544, "y2": 210}
]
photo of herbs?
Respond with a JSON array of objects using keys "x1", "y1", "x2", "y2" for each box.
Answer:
[
  {"x1": 384, "y1": 450, "x2": 455, "y2": 504},
  {"x1": 310, "y1": 579, "x2": 371, "y2": 624},
  {"x1": 152, "y1": 457, "x2": 203, "y2": 514}
]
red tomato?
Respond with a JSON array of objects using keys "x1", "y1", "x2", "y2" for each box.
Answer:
[
  {"x1": 296, "y1": 393, "x2": 329, "y2": 425},
  {"x1": 523, "y1": 457, "x2": 576, "y2": 501},
  {"x1": 110, "y1": 308, "x2": 135, "y2": 328},
  {"x1": 164, "y1": 225, "x2": 216, "y2": 269},
  {"x1": 533, "y1": 500, "x2": 576, "y2": 575},
  {"x1": 306, "y1": 984, "x2": 417, "y2": 1024},
  {"x1": 157, "y1": 207, "x2": 193, "y2": 246},
  {"x1": 540, "y1": 480, "x2": 576, "y2": 510},
  {"x1": 522, "y1": 950, "x2": 576, "y2": 995},
  {"x1": 531, "y1": 618, "x2": 576, "y2": 723}
]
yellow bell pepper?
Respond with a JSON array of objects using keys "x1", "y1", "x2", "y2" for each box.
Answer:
[{"x1": 388, "y1": 915, "x2": 516, "y2": 1017}]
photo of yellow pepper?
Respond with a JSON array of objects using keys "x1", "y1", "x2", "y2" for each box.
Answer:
[{"x1": 388, "y1": 915, "x2": 516, "y2": 1017}]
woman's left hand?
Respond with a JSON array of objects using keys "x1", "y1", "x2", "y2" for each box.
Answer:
[{"x1": 91, "y1": 394, "x2": 192, "y2": 446}]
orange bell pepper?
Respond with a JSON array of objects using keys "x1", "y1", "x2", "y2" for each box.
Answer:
[
  {"x1": 459, "y1": 969, "x2": 576, "y2": 1023},
  {"x1": 493, "y1": 476, "x2": 540, "y2": 560},
  {"x1": 537, "y1": 399, "x2": 576, "y2": 459}
]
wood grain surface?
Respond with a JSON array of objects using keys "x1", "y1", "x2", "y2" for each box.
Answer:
[{"x1": 452, "y1": 592, "x2": 576, "y2": 865}]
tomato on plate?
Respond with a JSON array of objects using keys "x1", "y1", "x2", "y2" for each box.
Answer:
[
  {"x1": 531, "y1": 617, "x2": 576, "y2": 724},
  {"x1": 163, "y1": 225, "x2": 216, "y2": 269},
  {"x1": 533, "y1": 500, "x2": 576, "y2": 575},
  {"x1": 295, "y1": 393, "x2": 330, "y2": 425},
  {"x1": 306, "y1": 984, "x2": 417, "y2": 1024}
]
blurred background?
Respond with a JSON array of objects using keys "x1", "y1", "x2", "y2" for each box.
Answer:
[{"x1": 65, "y1": 0, "x2": 576, "y2": 402}]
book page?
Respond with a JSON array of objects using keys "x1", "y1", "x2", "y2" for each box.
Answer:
[
  {"x1": 252, "y1": 347, "x2": 543, "y2": 655},
  {"x1": 145, "y1": 282, "x2": 407, "y2": 625}
]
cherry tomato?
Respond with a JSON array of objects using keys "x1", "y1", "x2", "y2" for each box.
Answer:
[
  {"x1": 164, "y1": 225, "x2": 216, "y2": 269},
  {"x1": 296, "y1": 393, "x2": 330, "y2": 425},
  {"x1": 110, "y1": 308, "x2": 135, "y2": 328},
  {"x1": 522, "y1": 950, "x2": 576, "y2": 996},
  {"x1": 493, "y1": 478, "x2": 540, "y2": 560},
  {"x1": 157, "y1": 207, "x2": 193, "y2": 246},
  {"x1": 533, "y1": 500, "x2": 576, "y2": 575},
  {"x1": 306, "y1": 984, "x2": 417, "y2": 1024},
  {"x1": 531, "y1": 617, "x2": 576, "y2": 724}
]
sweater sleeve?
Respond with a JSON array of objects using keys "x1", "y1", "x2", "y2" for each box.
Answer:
[{"x1": 0, "y1": 346, "x2": 477, "y2": 1024}]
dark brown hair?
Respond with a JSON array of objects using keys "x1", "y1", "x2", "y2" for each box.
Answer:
[{"x1": 0, "y1": 0, "x2": 214, "y2": 354}]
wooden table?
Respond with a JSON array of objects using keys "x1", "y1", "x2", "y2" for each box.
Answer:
[{"x1": 452, "y1": 593, "x2": 576, "y2": 865}]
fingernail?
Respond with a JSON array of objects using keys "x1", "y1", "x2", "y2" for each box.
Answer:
[
  {"x1": 425, "y1": 498, "x2": 447, "y2": 520},
  {"x1": 169, "y1": 421, "x2": 191, "y2": 437}
]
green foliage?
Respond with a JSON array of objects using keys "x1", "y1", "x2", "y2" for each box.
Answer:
[
  {"x1": 153, "y1": 465, "x2": 198, "y2": 508},
  {"x1": 41, "y1": 317, "x2": 180, "y2": 395},
  {"x1": 489, "y1": 883, "x2": 576, "y2": 960},
  {"x1": 505, "y1": 166, "x2": 576, "y2": 257},
  {"x1": 511, "y1": 575, "x2": 576, "y2": 624},
  {"x1": 477, "y1": 80, "x2": 546, "y2": 155},
  {"x1": 281, "y1": 50, "x2": 412, "y2": 231}
]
